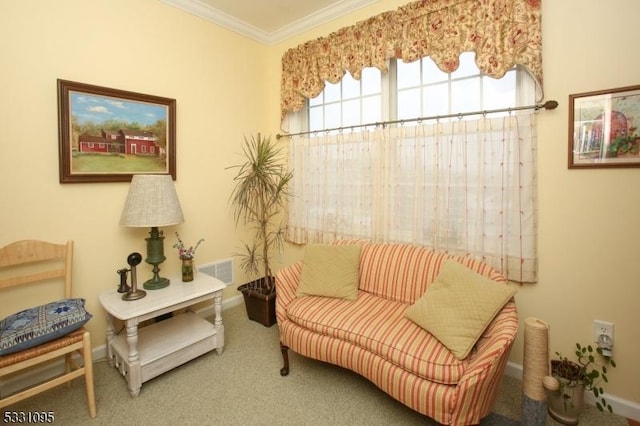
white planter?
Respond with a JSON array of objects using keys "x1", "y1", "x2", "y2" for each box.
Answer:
[{"x1": 547, "y1": 379, "x2": 585, "y2": 425}]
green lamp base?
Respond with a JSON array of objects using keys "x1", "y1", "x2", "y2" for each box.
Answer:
[
  {"x1": 143, "y1": 276, "x2": 170, "y2": 290},
  {"x1": 143, "y1": 226, "x2": 170, "y2": 290}
]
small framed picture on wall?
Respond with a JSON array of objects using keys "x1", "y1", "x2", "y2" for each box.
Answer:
[{"x1": 568, "y1": 85, "x2": 640, "y2": 169}]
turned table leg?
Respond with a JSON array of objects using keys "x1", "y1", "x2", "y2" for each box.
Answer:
[
  {"x1": 213, "y1": 291, "x2": 225, "y2": 354},
  {"x1": 105, "y1": 313, "x2": 115, "y2": 367},
  {"x1": 280, "y1": 343, "x2": 290, "y2": 376},
  {"x1": 125, "y1": 318, "x2": 142, "y2": 397}
]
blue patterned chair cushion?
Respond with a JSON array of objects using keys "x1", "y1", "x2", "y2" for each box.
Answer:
[{"x1": 0, "y1": 298, "x2": 92, "y2": 356}]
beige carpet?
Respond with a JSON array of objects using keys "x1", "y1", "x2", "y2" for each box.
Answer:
[{"x1": 5, "y1": 305, "x2": 628, "y2": 425}]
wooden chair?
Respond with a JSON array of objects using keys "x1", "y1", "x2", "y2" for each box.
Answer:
[{"x1": 0, "y1": 240, "x2": 96, "y2": 418}]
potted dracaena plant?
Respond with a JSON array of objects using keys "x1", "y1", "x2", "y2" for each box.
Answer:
[
  {"x1": 227, "y1": 133, "x2": 293, "y2": 327},
  {"x1": 547, "y1": 343, "x2": 616, "y2": 425}
]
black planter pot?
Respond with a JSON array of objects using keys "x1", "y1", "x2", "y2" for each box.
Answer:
[{"x1": 238, "y1": 277, "x2": 276, "y2": 327}]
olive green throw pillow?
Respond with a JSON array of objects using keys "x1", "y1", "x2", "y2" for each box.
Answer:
[
  {"x1": 405, "y1": 260, "x2": 516, "y2": 360},
  {"x1": 296, "y1": 244, "x2": 362, "y2": 300}
]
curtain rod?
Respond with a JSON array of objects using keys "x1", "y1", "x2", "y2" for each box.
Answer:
[{"x1": 276, "y1": 100, "x2": 558, "y2": 140}]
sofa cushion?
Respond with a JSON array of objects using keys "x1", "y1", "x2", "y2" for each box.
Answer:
[
  {"x1": 357, "y1": 243, "x2": 441, "y2": 304},
  {"x1": 296, "y1": 244, "x2": 362, "y2": 300},
  {"x1": 405, "y1": 260, "x2": 516, "y2": 360},
  {"x1": 285, "y1": 291, "x2": 466, "y2": 385},
  {"x1": 0, "y1": 298, "x2": 92, "y2": 356},
  {"x1": 357, "y1": 242, "x2": 503, "y2": 305}
]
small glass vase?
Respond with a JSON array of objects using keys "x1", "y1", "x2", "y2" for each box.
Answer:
[{"x1": 181, "y1": 257, "x2": 194, "y2": 282}]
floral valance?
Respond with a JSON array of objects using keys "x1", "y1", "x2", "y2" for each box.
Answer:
[{"x1": 281, "y1": 0, "x2": 542, "y2": 119}]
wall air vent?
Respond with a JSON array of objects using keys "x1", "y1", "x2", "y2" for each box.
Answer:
[{"x1": 197, "y1": 258, "x2": 234, "y2": 286}]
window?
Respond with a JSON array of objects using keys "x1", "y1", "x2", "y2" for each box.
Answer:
[
  {"x1": 288, "y1": 53, "x2": 538, "y2": 282},
  {"x1": 309, "y1": 67, "x2": 382, "y2": 132},
  {"x1": 396, "y1": 53, "x2": 518, "y2": 119},
  {"x1": 307, "y1": 53, "x2": 531, "y2": 131}
]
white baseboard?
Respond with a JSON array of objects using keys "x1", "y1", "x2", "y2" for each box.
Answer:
[
  {"x1": 223, "y1": 294, "x2": 244, "y2": 309},
  {"x1": 505, "y1": 361, "x2": 640, "y2": 421}
]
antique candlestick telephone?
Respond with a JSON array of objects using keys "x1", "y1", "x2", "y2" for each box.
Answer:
[
  {"x1": 118, "y1": 252, "x2": 146, "y2": 301},
  {"x1": 116, "y1": 268, "x2": 130, "y2": 293}
]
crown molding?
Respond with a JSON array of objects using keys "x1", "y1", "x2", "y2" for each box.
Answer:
[
  {"x1": 160, "y1": 0, "x2": 270, "y2": 43},
  {"x1": 160, "y1": 0, "x2": 378, "y2": 45},
  {"x1": 269, "y1": 0, "x2": 378, "y2": 44}
]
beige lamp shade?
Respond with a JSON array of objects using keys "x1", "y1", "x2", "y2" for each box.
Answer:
[{"x1": 120, "y1": 174, "x2": 184, "y2": 227}]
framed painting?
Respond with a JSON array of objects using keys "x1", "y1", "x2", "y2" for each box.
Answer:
[
  {"x1": 57, "y1": 79, "x2": 176, "y2": 183},
  {"x1": 569, "y1": 85, "x2": 640, "y2": 168}
]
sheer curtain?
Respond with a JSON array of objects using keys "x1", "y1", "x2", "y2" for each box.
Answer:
[{"x1": 286, "y1": 112, "x2": 537, "y2": 283}]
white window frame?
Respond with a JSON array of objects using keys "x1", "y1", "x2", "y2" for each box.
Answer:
[{"x1": 305, "y1": 53, "x2": 534, "y2": 132}]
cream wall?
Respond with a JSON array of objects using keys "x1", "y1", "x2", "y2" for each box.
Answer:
[
  {"x1": 0, "y1": 0, "x2": 266, "y2": 355},
  {"x1": 1, "y1": 0, "x2": 639, "y2": 411},
  {"x1": 266, "y1": 0, "x2": 640, "y2": 406}
]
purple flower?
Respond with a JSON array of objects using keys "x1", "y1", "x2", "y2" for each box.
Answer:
[{"x1": 172, "y1": 232, "x2": 204, "y2": 260}]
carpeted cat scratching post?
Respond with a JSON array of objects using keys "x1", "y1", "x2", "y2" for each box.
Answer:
[{"x1": 521, "y1": 317, "x2": 550, "y2": 425}]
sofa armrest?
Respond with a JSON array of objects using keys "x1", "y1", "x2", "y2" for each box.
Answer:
[
  {"x1": 452, "y1": 300, "x2": 518, "y2": 423},
  {"x1": 462, "y1": 300, "x2": 518, "y2": 379},
  {"x1": 275, "y1": 261, "x2": 303, "y2": 324}
]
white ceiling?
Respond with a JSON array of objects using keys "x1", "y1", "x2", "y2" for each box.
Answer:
[{"x1": 160, "y1": 0, "x2": 379, "y2": 44}]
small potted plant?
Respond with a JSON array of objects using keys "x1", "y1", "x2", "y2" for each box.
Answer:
[
  {"x1": 607, "y1": 130, "x2": 639, "y2": 157},
  {"x1": 172, "y1": 232, "x2": 204, "y2": 282},
  {"x1": 547, "y1": 343, "x2": 616, "y2": 425},
  {"x1": 227, "y1": 133, "x2": 293, "y2": 327}
]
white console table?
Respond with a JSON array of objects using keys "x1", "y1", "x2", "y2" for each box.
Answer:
[{"x1": 99, "y1": 273, "x2": 225, "y2": 397}]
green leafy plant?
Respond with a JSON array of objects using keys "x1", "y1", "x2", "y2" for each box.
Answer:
[
  {"x1": 606, "y1": 127, "x2": 639, "y2": 157},
  {"x1": 552, "y1": 343, "x2": 617, "y2": 413},
  {"x1": 227, "y1": 133, "x2": 293, "y2": 294}
]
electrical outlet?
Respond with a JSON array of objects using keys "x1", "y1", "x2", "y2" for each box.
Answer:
[{"x1": 593, "y1": 320, "x2": 614, "y2": 355}]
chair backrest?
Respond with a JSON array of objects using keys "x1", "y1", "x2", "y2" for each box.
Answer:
[{"x1": 0, "y1": 240, "x2": 73, "y2": 304}]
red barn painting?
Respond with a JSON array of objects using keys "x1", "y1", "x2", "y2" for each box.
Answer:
[
  {"x1": 78, "y1": 129, "x2": 160, "y2": 156},
  {"x1": 78, "y1": 134, "x2": 112, "y2": 153},
  {"x1": 121, "y1": 129, "x2": 158, "y2": 155}
]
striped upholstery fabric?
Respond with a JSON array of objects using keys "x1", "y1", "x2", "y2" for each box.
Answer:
[
  {"x1": 329, "y1": 240, "x2": 506, "y2": 304},
  {"x1": 286, "y1": 292, "x2": 466, "y2": 384},
  {"x1": 275, "y1": 241, "x2": 518, "y2": 425}
]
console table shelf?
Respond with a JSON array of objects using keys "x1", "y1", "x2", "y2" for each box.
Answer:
[
  {"x1": 100, "y1": 273, "x2": 225, "y2": 396},
  {"x1": 110, "y1": 312, "x2": 216, "y2": 383}
]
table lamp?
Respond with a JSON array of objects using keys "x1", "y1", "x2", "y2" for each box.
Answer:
[{"x1": 120, "y1": 174, "x2": 184, "y2": 290}]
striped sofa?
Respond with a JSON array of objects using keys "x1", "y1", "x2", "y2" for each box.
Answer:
[{"x1": 276, "y1": 241, "x2": 518, "y2": 425}]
